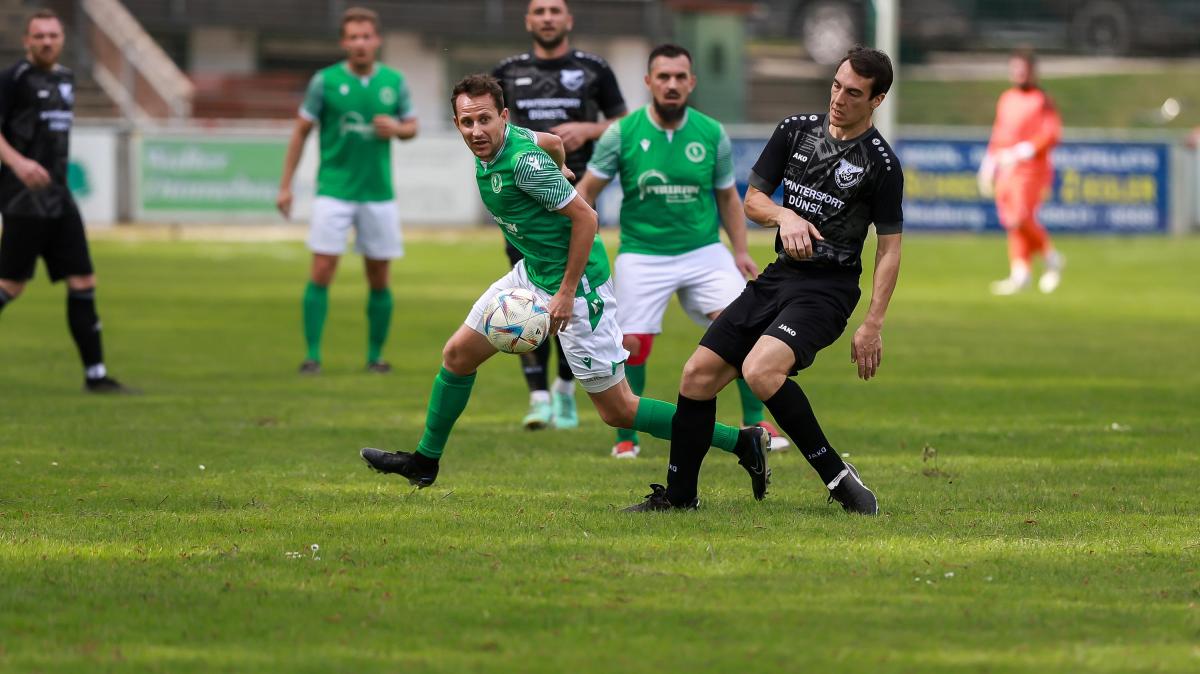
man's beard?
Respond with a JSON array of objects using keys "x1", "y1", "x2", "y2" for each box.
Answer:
[
  {"x1": 532, "y1": 32, "x2": 566, "y2": 51},
  {"x1": 653, "y1": 98, "x2": 687, "y2": 123}
]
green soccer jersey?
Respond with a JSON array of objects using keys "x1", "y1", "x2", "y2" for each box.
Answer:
[
  {"x1": 476, "y1": 125, "x2": 611, "y2": 296},
  {"x1": 587, "y1": 106, "x2": 735, "y2": 256},
  {"x1": 301, "y1": 62, "x2": 414, "y2": 202}
]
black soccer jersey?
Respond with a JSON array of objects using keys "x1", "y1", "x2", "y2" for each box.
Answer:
[
  {"x1": 750, "y1": 113, "x2": 903, "y2": 272},
  {"x1": 0, "y1": 59, "x2": 75, "y2": 218},
  {"x1": 493, "y1": 50, "x2": 626, "y2": 178}
]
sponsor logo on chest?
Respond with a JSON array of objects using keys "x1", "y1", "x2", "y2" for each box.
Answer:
[
  {"x1": 834, "y1": 158, "x2": 865, "y2": 188},
  {"x1": 560, "y1": 69, "x2": 585, "y2": 91},
  {"x1": 636, "y1": 170, "x2": 700, "y2": 203}
]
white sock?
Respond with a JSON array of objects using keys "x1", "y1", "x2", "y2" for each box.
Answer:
[
  {"x1": 530, "y1": 390, "x2": 550, "y2": 404},
  {"x1": 1044, "y1": 250, "x2": 1062, "y2": 271},
  {"x1": 551, "y1": 378, "x2": 575, "y2": 397},
  {"x1": 86, "y1": 363, "x2": 107, "y2": 380},
  {"x1": 1010, "y1": 262, "x2": 1031, "y2": 285}
]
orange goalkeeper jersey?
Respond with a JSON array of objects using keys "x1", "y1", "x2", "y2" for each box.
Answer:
[{"x1": 988, "y1": 86, "x2": 1061, "y2": 183}]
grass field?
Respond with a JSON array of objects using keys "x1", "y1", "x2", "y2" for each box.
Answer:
[
  {"x1": 1, "y1": 231, "x2": 1197, "y2": 673},
  {"x1": 902, "y1": 67, "x2": 1200, "y2": 129}
]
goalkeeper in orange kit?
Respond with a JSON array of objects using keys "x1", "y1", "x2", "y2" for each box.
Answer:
[{"x1": 977, "y1": 48, "x2": 1064, "y2": 295}]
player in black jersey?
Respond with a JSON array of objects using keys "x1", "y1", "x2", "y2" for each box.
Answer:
[
  {"x1": 0, "y1": 9, "x2": 132, "y2": 393},
  {"x1": 627, "y1": 47, "x2": 903, "y2": 515},
  {"x1": 492, "y1": 0, "x2": 627, "y2": 432}
]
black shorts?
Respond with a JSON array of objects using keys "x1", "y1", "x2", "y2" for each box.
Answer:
[
  {"x1": 700, "y1": 261, "x2": 861, "y2": 375},
  {"x1": 504, "y1": 239, "x2": 524, "y2": 267},
  {"x1": 0, "y1": 199, "x2": 93, "y2": 282}
]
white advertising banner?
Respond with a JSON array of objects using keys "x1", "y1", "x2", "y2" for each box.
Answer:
[{"x1": 69, "y1": 126, "x2": 118, "y2": 226}]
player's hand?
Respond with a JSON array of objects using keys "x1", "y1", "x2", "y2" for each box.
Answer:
[
  {"x1": 851, "y1": 324, "x2": 882, "y2": 381},
  {"x1": 560, "y1": 166, "x2": 576, "y2": 182},
  {"x1": 548, "y1": 122, "x2": 591, "y2": 153},
  {"x1": 777, "y1": 210, "x2": 823, "y2": 260},
  {"x1": 977, "y1": 156, "x2": 996, "y2": 198},
  {"x1": 373, "y1": 115, "x2": 402, "y2": 139},
  {"x1": 733, "y1": 251, "x2": 759, "y2": 280},
  {"x1": 276, "y1": 187, "x2": 293, "y2": 219},
  {"x1": 14, "y1": 157, "x2": 50, "y2": 191},
  {"x1": 546, "y1": 290, "x2": 573, "y2": 335}
]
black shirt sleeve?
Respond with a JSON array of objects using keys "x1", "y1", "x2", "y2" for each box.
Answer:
[
  {"x1": 748, "y1": 119, "x2": 792, "y2": 193},
  {"x1": 871, "y1": 161, "x2": 904, "y2": 234},
  {"x1": 0, "y1": 65, "x2": 18, "y2": 125},
  {"x1": 594, "y1": 63, "x2": 626, "y2": 119}
]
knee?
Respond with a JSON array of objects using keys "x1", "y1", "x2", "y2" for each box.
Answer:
[
  {"x1": 66, "y1": 275, "x2": 96, "y2": 293},
  {"x1": 741, "y1": 355, "x2": 787, "y2": 400},
  {"x1": 595, "y1": 392, "x2": 636, "y2": 428},
  {"x1": 623, "y1": 333, "x2": 653, "y2": 366},
  {"x1": 0, "y1": 279, "x2": 26, "y2": 299},
  {"x1": 679, "y1": 354, "x2": 723, "y2": 399},
  {"x1": 441, "y1": 340, "x2": 473, "y2": 376}
]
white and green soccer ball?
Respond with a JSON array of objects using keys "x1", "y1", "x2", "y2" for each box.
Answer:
[{"x1": 483, "y1": 288, "x2": 550, "y2": 354}]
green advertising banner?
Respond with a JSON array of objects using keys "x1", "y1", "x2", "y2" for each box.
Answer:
[{"x1": 140, "y1": 136, "x2": 285, "y2": 213}]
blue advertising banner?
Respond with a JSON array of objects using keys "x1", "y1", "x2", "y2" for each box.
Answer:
[{"x1": 730, "y1": 136, "x2": 1170, "y2": 233}]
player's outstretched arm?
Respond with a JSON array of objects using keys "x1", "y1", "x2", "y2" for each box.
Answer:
[
  {"x1": 716, "y1": 186, "x2": 758, "y2": 279},
  {"x1": 549, "y1": 195, "x2": 599, "y2": 334},
  {"x1": 852, "y1": 232, "x2": 902, "y2": 381},
  {"x1": 277, "y1": 117, "x2": 315, "y2": 219},
  {"x1": 575, "y1": 171, "x2": 610, "y2": 207},
  {"x1": 744, "y1": 186, "x2": 823, "y2": 260}
]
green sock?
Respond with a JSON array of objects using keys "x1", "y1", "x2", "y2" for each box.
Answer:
[
  {"x1": 632, "y1": 397, "x2": 740, "y2": 453},
  {"x1": 736, "y1": 378, "x2": 765, "y2": 425},
  {"x1": 416, "y1": 367, "x2": 476, "y2": 459},
  {"x1": 302, "y1": 281, "x2": 328, "y2": 362},
  {"x1": 366, "y1": 287, "x2": 393, "y2": 363},
  {"x1": 615, "y1": 363, "x2": 646, "y2": 444}
]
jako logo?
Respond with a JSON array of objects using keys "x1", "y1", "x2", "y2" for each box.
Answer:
[
  {"x1": 792, "y1": 152, "x2": 809, "y2": 162},
  {"x1": 806, "y1": 446, "x2": 828, "y2": 460},
  {"x1": 777, "y1": 323, "x2": 797, "y2": 337}
]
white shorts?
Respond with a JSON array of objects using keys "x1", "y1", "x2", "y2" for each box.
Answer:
[
  {"x1": 465, "y1": 260, "x2": 629, "y2": 393},
  {"x1": 614, "y1": 242, "x2": 747, "y2": 334},
  {"x1": 308, "y1": 196, "x2": 403, "y2": 260}
]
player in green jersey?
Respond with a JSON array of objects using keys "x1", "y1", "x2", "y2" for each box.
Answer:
[
  {"x1": 276, "y1": 7, "x2": 417, "y2": 375},
  {"x1": 577, "y1": 44, "x2": 788, "y2": 459},
  {"x1": 359, "y1": 74, "x2": 772, "y2": 501}
]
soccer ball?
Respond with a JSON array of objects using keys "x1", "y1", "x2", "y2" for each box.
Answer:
[{"x1": 483, "y1": 288, "x2": 550, "y2": 354}]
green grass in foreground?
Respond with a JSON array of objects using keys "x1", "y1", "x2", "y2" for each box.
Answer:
[
  {"x1": 902, "y1": 68, "x2": 1200, "y2": 129},
  {"x1": 1, "y1": 232, "x2": 1198, "y2": 673}
]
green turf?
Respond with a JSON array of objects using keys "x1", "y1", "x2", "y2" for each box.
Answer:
[
  {"x1": 901, "y1": 68, "x2": 1200, "y2": 129},
  {"x1": 1, "y1": 232, "x2": 1197, "y2": 673}
]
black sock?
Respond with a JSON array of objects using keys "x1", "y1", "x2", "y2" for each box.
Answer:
[
  {"x1": 0, "y1": 286, "x2": 11, "y2": 314},
  {"x1": 67, "y1": 288, "x2": 104, "y2": 373},
  {"x1": 763, "y1": 379, "x2": 846, "y2": 486},
  {"x1": 554, "y1": 335, "x2": 574, "y2": 382},
  {"x1": 666, "y1": 394, "x2": 716, "y2": 505},
  {"x1": 519, "y1": 337, "x2": 550, "y2": 391}
]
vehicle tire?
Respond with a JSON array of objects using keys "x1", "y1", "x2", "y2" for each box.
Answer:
[
  {"x1": 1071, "y1": 0, "x2": 1131, "y2": 56},
  {"x1": 799, "y1": 1, "x2": 862, "y2": 65}
]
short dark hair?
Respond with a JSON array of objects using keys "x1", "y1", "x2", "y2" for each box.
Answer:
[
  {"x1": 451, "y1": 74, "x2": 506, "y2": 115},
  {"x1": 341, "y1": 6, "x2": 381, "y2": 37},
  {"x1": 26, "y1": 8, "x2": 62, "y2": 34},
  {"x1": 528, "y1": 0, "x2": 571, "y2": 10},
  {"x1": 838, "y1": 46, "x2": 893, "y2": 98},
  {"x1": 648, "y1": 43, "x2": 692, "y2": 70},
  {"x1": 1011, "y1": 46, "x2": 1037, "y2": 68}
]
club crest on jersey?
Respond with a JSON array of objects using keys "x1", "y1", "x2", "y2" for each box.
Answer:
[
  {"x1": 560, "y1": 69, "x2": 585, "y2": 92},
  {"x1": 58, "y1": 82, "x2": 73, "y2": 105},
  {"x1": 685, "y1": 142, "x2": 706, "y2": 163},
  {"x1": 640, "y1": 139, "x2": 651, "y2": 152},
  {"x1": 490, "y1": 174, "x2": 504, "y2": 193},
  {"x1": 379, "y1": 87, "x2": 396, "y2": 105},
  {"x1": 834, "y1": 158, "x2": 865, "y2": 188}
]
